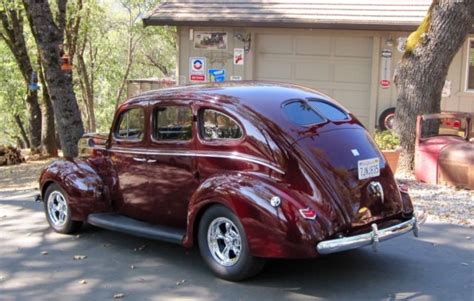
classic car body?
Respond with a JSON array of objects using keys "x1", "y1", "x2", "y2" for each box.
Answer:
[
  {"x1": 415, "y1": 112, "x2": 473, "y2": 189},
  {"x1": 39, "y1": 82, "x2": 424, "y2": 280}
]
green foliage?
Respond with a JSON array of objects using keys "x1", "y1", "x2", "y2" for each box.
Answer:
[
  {"x1": 0, "y1": 42, "x2": 27, "y2": 145},
  {"x1": 0, "y1": 0, "x2": 176, "y2": 137},
  {"x1": 70, "y1": 0, "x2": 176, "y2": 132},
  {"x1": 373, "y1": 130, "x2": 400, "y2": 150}
]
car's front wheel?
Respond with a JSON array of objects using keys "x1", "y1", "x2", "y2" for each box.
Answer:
[
  {"x1": 44, "y1": 183, "x2": 82, "y2": 234},
  {"x1": 198, "y1": 205, "x2": 265, "y2": 281}
]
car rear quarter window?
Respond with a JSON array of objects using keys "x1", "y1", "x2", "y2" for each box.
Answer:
[
  {"x1": 115, "y1": 108, "x2": 145, "y2": 141},
  {"x1": 153, "y1": 106, "x2": 193, "y2": 141},
  {"x1": 308, "y1": 99, "x2": 349, "y2": 121},
  {"x1": 200, "y1": 109, "x2": 243, "y2": 140},
  {"x1": 282, "y1": 101, "x2": 325, "y2": 126}
]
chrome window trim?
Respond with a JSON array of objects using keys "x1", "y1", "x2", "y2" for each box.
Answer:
[{"x1": 102, "y1": 146, "x2": 285, "y2": 175}]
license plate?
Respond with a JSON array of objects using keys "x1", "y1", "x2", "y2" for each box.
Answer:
[{"x1": 358, "y1": 158, "x2": 380, "y2": 180}]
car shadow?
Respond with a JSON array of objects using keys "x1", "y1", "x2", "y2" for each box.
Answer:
[{"x1": 1, "y1": 198, "x2": 473, "y2": 301}]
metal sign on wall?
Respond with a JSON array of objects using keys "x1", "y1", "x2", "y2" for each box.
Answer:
[
  {"x1": 380, "y1": 49, "x2": 392, "y2": 89},
  {"x1": 189, "y1": 57, "x2": 207, "y2": 82}
]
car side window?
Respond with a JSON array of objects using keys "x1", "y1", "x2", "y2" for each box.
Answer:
[
  {"x1": 115, "y1": 108, "x2": 145, "y2": 141},
  {"x1": 152, "y1": 106, "x2": 193, "y2": 141},
  {"x1": 200, "y1": 109, "x2": 243, "y2": 140}
]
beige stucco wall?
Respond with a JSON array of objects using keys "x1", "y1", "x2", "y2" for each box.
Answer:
[{"x1": 177, "y1": 26, "x2": 474, "y2": 130}]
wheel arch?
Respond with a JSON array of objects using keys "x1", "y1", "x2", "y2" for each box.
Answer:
[
  {"x1": 183, "y1": 172, "x2": 321, "y2": 258},
  {"x1": 39, "y1": 158, "x2": 111, "y2": 221}
]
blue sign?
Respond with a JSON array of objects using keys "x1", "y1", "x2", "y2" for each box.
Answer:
[{"x1": 208, "y1": 69, "x2": 225, "y2": 82}]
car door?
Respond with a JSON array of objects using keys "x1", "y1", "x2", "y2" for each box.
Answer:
[
  {"x1": 109, "y1": 103, "x2": 155, "y2": 222},
  {"x1": 146, "y1": 101, "x2": 199, "y2": 228}
]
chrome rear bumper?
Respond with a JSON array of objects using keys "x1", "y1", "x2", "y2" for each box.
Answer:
[{"x1": 316, "y1": 212, "x2": 427, "y2": 255}]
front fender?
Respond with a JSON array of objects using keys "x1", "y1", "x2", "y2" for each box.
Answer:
[
  {"x1": 184, "y1": 172, "x2": 325, "y2": 258},
  {"x1": 40, "y1": 158, "x2": 111, "y2": 221}
]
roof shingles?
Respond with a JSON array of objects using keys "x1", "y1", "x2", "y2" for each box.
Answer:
[{"x1": 143, "y1": 0, "x2": 432, "y2": 30}]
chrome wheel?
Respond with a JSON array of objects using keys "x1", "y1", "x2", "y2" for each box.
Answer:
[
  {"x1": 207, "y1": 217, "x2": 242, "y2": 267},
  {"x1": 384, "y1": 113, "x2": 395, "y2": 130},
  {"x1": 47, "y1": 191, "x2": 68, "y2": 227}
]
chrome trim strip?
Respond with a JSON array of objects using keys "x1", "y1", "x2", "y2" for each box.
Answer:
[
  {"x1": 316, "y1": 215, "x2": 423, "y2": 255},
  {"x1": 101, "y1": 146, "x2": 285, "y2": 175}
]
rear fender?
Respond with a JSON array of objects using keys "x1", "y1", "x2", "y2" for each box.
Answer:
[
  {"x1": 40, "y1": 158, "x2": 111, "y2": 221},
  {"x1": 184, "y1": 172, "x2": 325, "y2": 258}
]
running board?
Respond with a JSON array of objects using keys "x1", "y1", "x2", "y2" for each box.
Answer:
[{"x1": 87, "y1": 213, "x2": 185, "y2": 245}]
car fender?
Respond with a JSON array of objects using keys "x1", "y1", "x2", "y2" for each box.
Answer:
[
  {"x1": 184, "y1": 172, "x2": 325, "y2": 258},
  {"x1": 40, "y1": 158, "x2": 111, "y2": 221}
]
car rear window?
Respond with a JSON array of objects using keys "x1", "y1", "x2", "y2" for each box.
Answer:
[
  {"x1": 282, "y1": 101, "x2": 325, "y2": 126},
  {"x1": 308, "y1": 99, "x2": 349, "y2": 121}
]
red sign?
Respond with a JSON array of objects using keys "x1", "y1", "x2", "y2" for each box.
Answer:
[
  {"x1": 190, "y1": 74, "x2": 205, "y2": 81},
  {"x1": 380, "y1": 80, "x2": 391, "y2": 89}
]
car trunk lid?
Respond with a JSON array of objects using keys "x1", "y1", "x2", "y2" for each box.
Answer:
[{"x1": 293, "y1": 126, "x2": 404, "y2": 229}]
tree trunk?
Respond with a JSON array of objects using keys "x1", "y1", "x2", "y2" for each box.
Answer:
[
  {"x1": 23, "y1": 0, "x2": 84, "y2": 158},
  {"x1": 77, "y1": 48, "x2": 96, "y2": 132},
  {"x1": 393, "y1": 0, "x2": 474, "y2": 171},
  {"x1": 39, "y1": 59, "x2": 58, "y2": 157},
  {"x1": 25, "y1": 90, "x2": 42, "y2": 153},
  {"x1": 0, "y1": 8, "x2": 42, "y2": 152},
  {"x1": 14, "y1": 114, "x2": 30, "y2": 149}
]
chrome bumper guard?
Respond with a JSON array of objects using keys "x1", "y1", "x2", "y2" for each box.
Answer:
[{"x1": 316, "y1": 211, "x2": 427, "y2": 255}]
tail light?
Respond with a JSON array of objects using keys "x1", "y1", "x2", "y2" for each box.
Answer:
[{"x1": 299, "y1": 208, "x2": 317, "y2": 220}]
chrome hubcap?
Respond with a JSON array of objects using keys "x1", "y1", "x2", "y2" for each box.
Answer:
[
  {"x1": 47, "y1": 191, "x2": 68, "y2": 227},
  {"x1": 207, "y1": 217, "x2": 242, "y2": 267}
]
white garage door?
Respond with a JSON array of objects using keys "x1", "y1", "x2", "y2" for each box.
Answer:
[{"x1": 255, "y1": 33, "x2": 373, "y2": 127}]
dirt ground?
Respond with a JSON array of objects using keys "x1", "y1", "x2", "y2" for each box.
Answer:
[
  {"x1": 0, "y1": 159, "x2": 473, "y2": 226},
  {"x1": 0, "y1": 159, "x2": 51, "y2": 193}
]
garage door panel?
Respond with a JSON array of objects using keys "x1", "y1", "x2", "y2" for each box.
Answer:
[
  {"x1": 334, "y1": 62, "x2": 371, "y2": 84},
  {"x1": 295, "y1": 61, "x2": 332, "y2": 81},
  {"x1": 256, "y1": 60, "x2": 292, "y2": 79},
  {"x1": 257, "y1": 34, "x2": 293, "y2": 54},
  {"x1": 295, "y1": 36, "x2": 331, "y2": 56},
  {"x1": 333, "y1": 89, "x2": 370, "y2": 111},
  {"x1": 335, "y1": 37, "x2": 373, "y2": 58},
  {"x1": 255, "y1": 33, "x2": 373, "y2": 128}
]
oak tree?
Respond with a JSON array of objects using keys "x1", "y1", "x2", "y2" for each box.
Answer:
[
  {"x1": 394, "y1": 0, "x2": 474, "y2": 170},
  {"x1": 23, "y1": 0, "x2": 84, "y2": 157}
]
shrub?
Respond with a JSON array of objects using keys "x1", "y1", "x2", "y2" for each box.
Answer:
[{"x1": 373, "y1": 130, "x2": 400, "y2": 150}]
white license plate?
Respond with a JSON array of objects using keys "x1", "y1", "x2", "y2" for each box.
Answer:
[{"x1": 358, "y1": 158, "x2": 380, "y2": 180}]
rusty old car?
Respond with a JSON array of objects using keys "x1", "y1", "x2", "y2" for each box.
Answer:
[
  {"x1": 415, "y1": 112, "x2": 473, "y2": 189},
  {"x1": 39, "y1": 82, "x2": 425, "y2": 280}
]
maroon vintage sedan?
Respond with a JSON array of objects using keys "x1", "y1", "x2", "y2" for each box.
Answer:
[{"x1": 39, "y1": 82, "x2": 425, "y2": 280}]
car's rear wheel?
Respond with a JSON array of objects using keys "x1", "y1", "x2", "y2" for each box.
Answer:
[
  {"x1": 44, "y1": 183, "x2": 82, "y2": 234},
  {"x1": 198, "y1": 205, "x2": 265, "y2": 281}
]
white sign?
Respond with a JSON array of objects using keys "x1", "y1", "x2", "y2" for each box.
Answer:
[
  {"x1": 230, "y1": 75, "x2": 242, "y2": 81},
  {"x1": 380, "y1": 49, "x2": 392, "y2": 89},
  {"x1": 233, "y1": 48, "x2": 244, "y2": 65},
  {"x1": 189, "y1": 57, "x2": 206, "y2": 82}
]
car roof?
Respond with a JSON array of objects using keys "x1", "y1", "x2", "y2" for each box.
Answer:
[{"x1": 123, "y1": 81, "x2": 334, "y2": 110}]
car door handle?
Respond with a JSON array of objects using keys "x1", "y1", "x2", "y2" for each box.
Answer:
[
  {"x1": 147, "y1": 159, "x2": 157, "y2": 163},
  {"x1": 133, "y1": 157, "x2": 147, "y2": 162}
]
